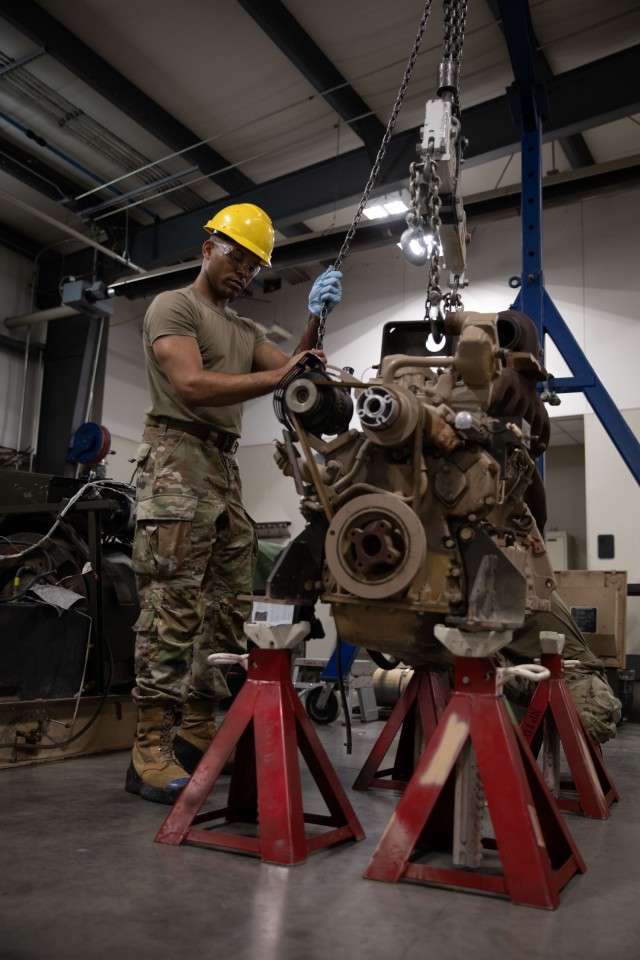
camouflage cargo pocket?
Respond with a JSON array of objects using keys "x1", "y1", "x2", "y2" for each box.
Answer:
[
  {"x1": 134, "y1": 441, "x2": 152, "y2": 466},
  {"x1": 132, "y1": 606, "x2": 155, "y2": 634},
  {"x1": 131, "y1": 441, "x2": 152, "y2": 490},
  {"x1": 132, "y1": 494, "x2": 198, "y2": 578}
]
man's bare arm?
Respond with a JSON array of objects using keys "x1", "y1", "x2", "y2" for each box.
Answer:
[{"x1": 153, "y1": 335, "x2": 312, "y2": 408}]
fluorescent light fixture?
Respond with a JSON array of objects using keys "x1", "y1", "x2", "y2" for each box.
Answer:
[
  {"x1": 363, "y1": 196, "x2": 409, "y2": 220},
  {"x1": 363, "y1": 205, "x2": 388, "y2": 220},
  {"x1": 384, "y1": 199, "x2": 409, "y2": 215}
]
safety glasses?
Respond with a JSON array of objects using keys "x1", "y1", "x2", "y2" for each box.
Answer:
[{"x1": 209, "y1": 237, "x2": 261, "y2": 277}]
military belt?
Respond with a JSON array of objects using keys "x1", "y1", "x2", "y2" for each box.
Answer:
[{"x1": 144, "y1": 415, "x2": 239, "y2": 454}]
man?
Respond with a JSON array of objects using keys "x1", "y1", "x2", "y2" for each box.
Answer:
[
  {"x1": 125, "y1": 203, "x2": 342, "y2": 804},
  {"x1": 498, "y1": 591, "x2": 621, "y2": 745}
]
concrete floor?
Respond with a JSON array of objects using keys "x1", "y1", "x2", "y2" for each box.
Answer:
[{"x1": 1, "y1": 716, "x2": 639, "y2": 960}]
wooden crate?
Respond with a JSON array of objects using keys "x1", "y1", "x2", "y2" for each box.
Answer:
[{"x1": 554, "y1": 570, "x2": 627, "y2": 668}]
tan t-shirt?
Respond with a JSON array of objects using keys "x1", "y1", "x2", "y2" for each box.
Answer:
[{"x1": 142, "y1": 285, "x2": 268, "y2": 436}]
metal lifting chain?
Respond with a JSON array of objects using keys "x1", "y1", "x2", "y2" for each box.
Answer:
[
  {"x1": 425, "y1": 156, "x2": 444, "y2": 327},
  {"x1": 443, "y1": 0, "x2": 468, "y2": 114},
  {"x1": 315, "y1": 0, "x2": 435, "y2": 350},
  {"x1": 423, "y1": 0, "x2": 468, "y2": 333}
]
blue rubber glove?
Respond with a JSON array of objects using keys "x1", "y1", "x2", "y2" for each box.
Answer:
[{"x1": 308, "y1": 268, "x2": 343, "y2": 317}]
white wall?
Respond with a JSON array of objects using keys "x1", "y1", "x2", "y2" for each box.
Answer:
[
  {"x1": 585, "y1": 409, "x2": 640, "y2": 656},
  {"x1": 545, "y1": 445, "x2": 587, "y2": 568},
  {"x1": 101, "y1": 298, "x2": 149, "y2": 442}
]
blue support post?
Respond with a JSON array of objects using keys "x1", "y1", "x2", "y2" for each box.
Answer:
[
  {"x1": 517, "y1": 124, "x2": 544, "y2": 341},
  {"x1": 497, "y1": 0, "x2": 640, "y2": 485}
]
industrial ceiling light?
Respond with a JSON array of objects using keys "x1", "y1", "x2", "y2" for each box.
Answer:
[
  {"x1": 383, "y1": 199, "x2": 409, "y2": 215},
  {"x1": 363, "y1": 205, "x2": 388, "y2": 220},
  {"x1": 363, "y1": 197, "x2": 409, "y2": 220}
]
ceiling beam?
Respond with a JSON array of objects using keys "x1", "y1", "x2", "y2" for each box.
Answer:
[
  {"x1": 485, "y1": 0, "x2": 594, "y2": 168},
  {"x1": 271, "y1": 161, "x2": 640, "y2": 268},
  {"x1": 109, "y1": 157, "x2": 640, "y2": 296},
  {"x1": 235, "y1": 0, "x2": 387, "y2": 160},
  {"x1": 129, "y1": 43, "x2": 640, "y2": 267},
  {"x1": 0, "y1": 0, "x2": 254, "y2": 195}
]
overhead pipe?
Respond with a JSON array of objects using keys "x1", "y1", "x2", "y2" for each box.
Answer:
[
  {"x1": 4, "y1": 305, "x2": 79, "y2": 330},
  {"x1": 0, "y1": 110, "x2": 159, "y2": 220}
]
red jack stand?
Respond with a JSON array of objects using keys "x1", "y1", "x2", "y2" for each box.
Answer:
[
  {"x1": 155, "y1": 648, "x2": 365, "y2": 864},
  {"x1": 352, "y1": 665, "x2": 450, "y2": 792},
  {"x1": 520, "y1": 632, "x2": 619, "y2": 819},
  {"x1": 364, "y1": 655, "x2": 586, "y2": 909}
]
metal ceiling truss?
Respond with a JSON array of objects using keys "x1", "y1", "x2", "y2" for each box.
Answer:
[
  {"x1": 0, "y1": 0, "x2": 320, "y2": 242},
  {"x1": 0, "y1": 46, "x2": 205, "y2": 218},
  {"x1": 236, "y1": 0, "x2": 387, "y2": 161},
  {"x1": 100, "y1": 156, "x2": 638, "y2": 301},
  {"x1": 484, "y1": 0, "x2": 594, "y2": 169},
  {"x1": 128, "y1": 42, "x2": 640, "y2": 267},
  {"x1": 0, "y1": 0, "x2": 255, "y2": 196},
  {"x1": 26, "y1": 144, "x2": 640, "y2": 307},
  {"x1": 0, "y1": 1, "x2": 638, "y2": 279},
  {"x1": 0, "y1": 0, "x2": 398, "y2": 217}
]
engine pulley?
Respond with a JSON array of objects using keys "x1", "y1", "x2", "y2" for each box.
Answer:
[
  {"x1": 356, "y1": 386, "x2": 399, "y2": 430},
  {"x1": 325, "y1": 493, "x2": 426, "y2": 600},
  {"x1": 355, "y1": 383, "x2": 420, "y2": 446},
  {"x1": 283, "y1": 371, "x2": 353, "y2": 437}
]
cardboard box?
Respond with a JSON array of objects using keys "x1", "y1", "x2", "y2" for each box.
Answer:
[{"x1": 554, "y1": 570, "x2": 627, "y2": 667}]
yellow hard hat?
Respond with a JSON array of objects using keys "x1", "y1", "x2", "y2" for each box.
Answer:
[{"x1": 204, "y1": 203, "x2": 274, "y2": 266}]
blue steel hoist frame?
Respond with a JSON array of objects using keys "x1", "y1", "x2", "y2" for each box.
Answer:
[{"x1": 496, "y1": 0, "x2": 640, "y2": 484}]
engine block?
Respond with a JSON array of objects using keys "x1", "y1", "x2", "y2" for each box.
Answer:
[{"x1": 269, "y1": 311, "x2": 555, "y2": 664}]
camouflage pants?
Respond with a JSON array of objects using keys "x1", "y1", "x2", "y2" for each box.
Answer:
[
  {"x1": 420, "y1": 592, "x2": 621, "y2": 744},
  {"x1": 497, "y1": 592, "x2": 622, "y2": 745},
  {"x1": 130, "y1": 424, "x2": 257, "y2": 707}
]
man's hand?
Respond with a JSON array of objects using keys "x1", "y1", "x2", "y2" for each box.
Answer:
[
  {"x1": 278, "y1": 348, "x2": 327, "y2": 380},
  {"x1": 308, "y1": 268, "x2": 342, "y2": 318},
  {"x1": 305, "y1": 347, "x2": 327, "y2": 365}
]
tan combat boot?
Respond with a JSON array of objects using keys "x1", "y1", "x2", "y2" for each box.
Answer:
[
  {"x1": 125, "y1": 703, "x2": 190, "y2": 804},
  {"x1": 173, "y1": 697, "x2": 233, "y2": 774}
]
